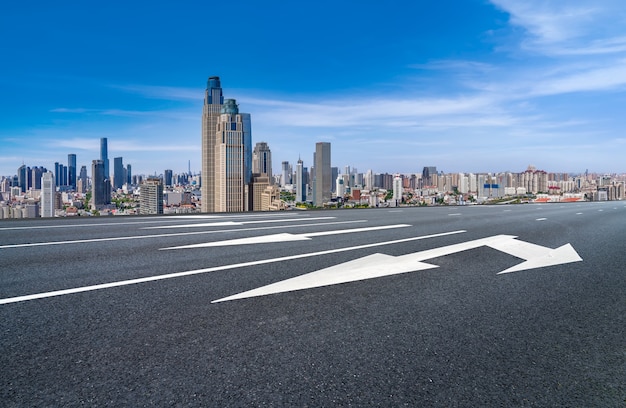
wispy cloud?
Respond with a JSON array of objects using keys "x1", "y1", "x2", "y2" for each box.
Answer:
[{"x1": 110, "y1": 84, "x2": 202, "y2": 101}]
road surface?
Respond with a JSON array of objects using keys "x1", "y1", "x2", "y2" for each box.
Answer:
[{"x1": 1, "y1": 203, "x2": 624, "y2": 406}]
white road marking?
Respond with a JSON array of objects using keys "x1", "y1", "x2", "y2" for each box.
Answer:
[
  {"x1": 142, "y1": 216, "x2": 336, "y2": 229},
  {"x1": 213, "y1": 235, "x2": 582, "y2": 302},
  {"x1": 0, "y1": 213, "x2": 301, "y2": 231},
  {"x1": 576, "y1": 213, "x2": 583, "y2": 215},
  {"x1": 160, "y1": 224, "x2": 411, "y2": 249},
  {"x1": 0, "y1": 220, "x2": 365, "y2": 249},
  {"x1": 0, "y1": 230, "x2": 466, "y2": 305},
  {"x1": 448, "y1": 213, "x2": 461, "y2": 216},
  {"x1": 536, "y1": 218, "x2": 547, "y2": 221}
]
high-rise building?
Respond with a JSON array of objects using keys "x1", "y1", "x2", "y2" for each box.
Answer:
[
  {"x1": 91, "y1": 159, "x2": 110, "y2": 210},
  {"x1": 41, "y1": 172, "x2": 55, "y2": 217},
  {"x1": 100, "y1": 138, "x2": 109, "y2": 180},
  {"x1": 314, "y1": 142, "x2": 331, "y2": 206},
  {"x1": 139, "y1": 178, "x2": 163, "y2": 214},
  {"x1": 252, "y1": 142, "x2": 272, "y2": 181},
  {"x1": 201, "y1": 76, "x2": 224, "y2": 213},
  {"x1": 281, "y1": 161, "x2": 292, "y2": 187},
  {"x1": 295, "y1": 157, "x2": 306, "y2": 203},
  {"x1": 78, "y1": 166, "x2": 88, "y2": 193},
  {"x1": 164, "y1": 169, "x2": 173, "y2": 187},
  {"x1": 17, "y1": 165, "x2": 29, "y2": 193},
  {"x1": 214, "y1": 99, "x2": 251, "y2": 212},
  {"x1": 68, "y1": 154, "x2": 77, "y2": 190},
  {"x1": 31, "y1": 166, "x2": 44, "y2": 190},
  {"x1": 113, "y1": 157, "x2": 124, "y2": 189},
  {"x1": 126, "y1": 164, "x2": 132, "y2": 186}
]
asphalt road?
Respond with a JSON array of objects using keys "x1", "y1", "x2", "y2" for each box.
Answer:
[{"x1": 1, "y1": 203, "x2": 624, "y2": 406}]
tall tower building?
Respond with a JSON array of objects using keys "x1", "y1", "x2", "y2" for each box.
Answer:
[
  {"x1": 139, "y1": 178, "x2": 163, "y2": 214},
  {"x1": 100, "y1": 138, "x2": 109, "y2": 180},
  {"x1": 201, "y1": 76, "x2": 224, "y2": 213},
  {"x1": 214, "y1": 99, "x2": 251, "y2": 212},
  {"x1": 314, "y1": 142, "x2": 331, "y2": 206},
  {"x1": 296, "y1": 157, "x2": 305, "y2": 203},
  {"x1": 68, "y1": 154, "x2": 77, "y2": 190},
  {"x1": 164, "y1": 169, "x2": 173, "y2": 187},
  {"x1": 252, "y1": 142, "x2": 272, "y2": 181},
  {"x1": 78, "y1": 166, "x2": 88, "y2": 193},
  {"x1": 113, "y1": 157, "x2": 124, "y2": 189},
  {"x1": 41, "y1": 172, "x2": 55, "y2": 217},
  {"x1": 280, "y1": 161, "x2": 292, "y2": 187},
  {"x1": 91, "y1": 159, "x2": 111, "y2": 210}
]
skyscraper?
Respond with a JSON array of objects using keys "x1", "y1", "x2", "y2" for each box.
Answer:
[
  {"x1": 252, "y1": 142, "x2": 272, "y2": 181},
  {"x1": 78, "y1": 166, "x2": 88, "y2": 193},
  {"x1": 68, "y1": 154, "x2": 77, "y2": 190},
  {"x1": 91, "y1": 159, "x2": 110, "y2": 210},
  {"x1": 164, "y1": 169, "x2": 173, "y2": 187},
  {"x1": 139, "y1": 178, "x2": 163, "y2": 214},
  {"x1": 113, "y1": 157, "x2": 124, "y2": 189},
  {"x1": 296, "y1": 157, "x2": 306, "y2": 203},
  {"x1": 100, "y1": 138, "x2": 109, "y2": 180},
  {"x1": 41, "y1": 172, "x2": 55, "y2": 217},
  {"x1": 214, "y1": 99, "x2": 251, "y2": 212},
  {"x1": 201, "y1": 76, "x2": 224, "y2": 213},
  {"x1": 314, "y1": 142, "x2": 331, "y2": 206}
]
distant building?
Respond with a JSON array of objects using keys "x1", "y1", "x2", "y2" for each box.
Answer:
[
  {"x1": 295, "y1": 157, "x2": 306, "y2": 203},
  {"x1": 250, "y1": 174, "x2": 271, "y2": 211},
  {"x1": 41, "y1": 172, "x2": 55, "y2": 217},
  {"x1": 139, "y1": 178, "x2": 163, "y2": 214},
  {"x1": 252, "y1": 142, "x2": 272, "y2": 182},
  {"x1": 314, "y1": 142, "x2": 331, "y2": 206},
  {"x1": 68, "y1": 154, "x2": 77, "y2": 190},
  {"x1": 100, "y1": 138, "x2": 109, "y2": 180},
  {"x1": 91, "y1": 159, "x2": 111, "y2": 210},
  {"x1": 113, "y1": 157, "x2": 124, "y2": 190},
  {"x1": 164, "y1": 169, "x2": 173, "y2": 187}
]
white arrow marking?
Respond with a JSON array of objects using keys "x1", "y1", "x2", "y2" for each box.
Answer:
[
  {"x1": 160, "y1": 224, "x2": 411, "y2": 249},
  {"x1": 212, "y1": 235, "x2": 582, "y2": 303}
]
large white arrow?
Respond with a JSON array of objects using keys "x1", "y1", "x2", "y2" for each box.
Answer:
[{"x1": 212, "y1": 235, "x2": 582, "y2": 303}]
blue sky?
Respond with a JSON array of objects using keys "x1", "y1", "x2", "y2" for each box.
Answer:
[{"x1": 1, "y1": 0, "x2": 626, "y2": 177}]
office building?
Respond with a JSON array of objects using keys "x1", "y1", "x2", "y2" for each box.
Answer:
[
  {"x1": 100, "y1": 138, "x2": 109, "y2": 180},
  {"x1": 214, "y1": 99, "x2": 251, "y2": 212},
  {"x1": 295, "y1": 157, "x2": 306, "y2": 202},
  {"x1": 201, "y1": 76, "x2": 224, "y2": 213},
  {"x1": 314, "y1": 142, "x2": 331, "y2": 206},
  {"x1": 68, "y1": 154, "x2": 77, "y2": 190},
  {"x1": 41, "y1": 172, "x2": 55, "y2": 217},
  {"x1": 91, "y1": 159, "x2": 111, "y2": 209},
  {"x1": 17, "y1": 165, "x2": 29, "y2": 193},
  {"x1": 250, "y1": 174, "x2": 271, "y2": 211},
  {"x1": 252, "y1": 142, "x2": 272, "y2": 181},
  {"x1": 164, "y1": 169, "x2": 173, "y2": 187},
  {"x1": 78, "y1": 166, "x2": 88, "y2": 193},
  {"x1": 113, "y1": 157, "x2": 124, "y2": 189},
  {"x1": 139, "y1": 178, "x2": 163, "y2": 214},
  {"x1": 281, "y1": 161, "x2": 292, "y2": 187}
]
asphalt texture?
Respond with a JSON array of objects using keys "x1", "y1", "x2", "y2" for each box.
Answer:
[{"x1": 1, "y1": 203, "x2": 624, "y2": 407}]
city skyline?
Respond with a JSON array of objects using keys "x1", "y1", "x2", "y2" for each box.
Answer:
[{"x1": 2, "y1": 1, "x2": 626, "y2": 176}]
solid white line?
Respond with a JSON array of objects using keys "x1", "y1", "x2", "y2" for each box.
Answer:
[
  {"x1": 536, "y1": 218, "x2": 547, "y2": 221},
  {"x1": 141, "y1": 216, "x2": 336, "y2": 229},
  {"x1": 0, "y1": 220, "x2": 365, "y2": 249},
  {"x1": 0, "y1": 213, "x2": 303, "y2": 231},
  {"x1": 0, "y1": 230, "x2": 467, "y2": 305}
]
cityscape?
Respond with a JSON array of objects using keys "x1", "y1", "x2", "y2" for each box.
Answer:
[{"x1": 1, "y1": 74, "x2": 625, "y2": 219}]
